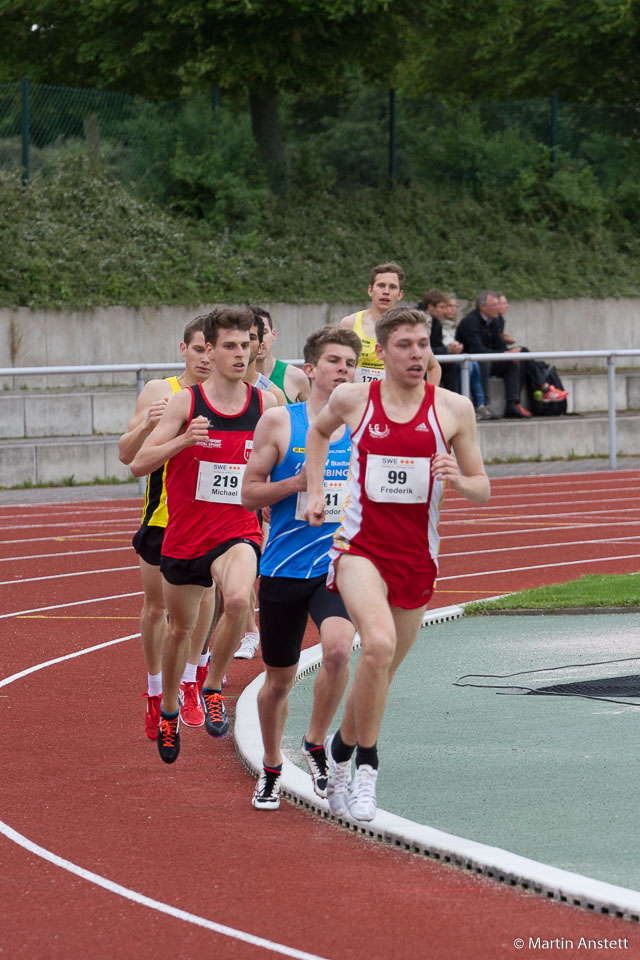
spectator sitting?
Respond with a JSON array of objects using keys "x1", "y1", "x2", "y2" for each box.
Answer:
[
  {"x1": 442, "y1": 292, "x2": 498, "y2": 421},
  {"x1": 456, "y1": 291, "x2": 540, "y2": 419}
]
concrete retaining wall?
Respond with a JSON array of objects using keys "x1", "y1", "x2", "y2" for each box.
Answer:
[{"x1": 2, "y1": 297, "x2": 640, "y2": 388}]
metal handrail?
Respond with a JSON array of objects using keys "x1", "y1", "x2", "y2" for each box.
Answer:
[{"x1": 2, "y1": 349, "x2": 640, "y2": 470}]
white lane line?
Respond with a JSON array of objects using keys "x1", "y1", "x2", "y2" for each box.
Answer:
[
  {"x1": 449, "y1": 485, "x2": 640, "y2": 503},
  {"x1": 0, "y1": 566, "x2": 138, "y2": 587},
  {"x1": 0, "y1": 634, "x2": 139, "y2": 688},
  {"x1": 438, "y1": 552, "x2": 640, "y2": 581},
  {"x1": 442, "y1": 501, "x2": 640, "y2": 516},
  {"x1": 441, "y1": 534, "x2": 640, "y2": 559},
  {"x1": 440, "y1": 520, "x2": 640, "y2": 541},
  {"x1": 0, "y1": 519, "x2": 138, "y2": 532},
  {"x1": 0, "y1": 547, "x2": 130, "y2": 563},
  {"x1": 0, "y1": 592, "x2": 143, "y2": 620},
  {"x1": 0, "y1": 529, "x2": 136, "y2": 546},
  {"x1": 0, "y1": 822, "x2": 329, "y2": 960},
  {"x1": 1, "y1": 637, "x2": 332, "y2": 960},
  {"x1": 0, "y1": 506, "x2": 140, "y2": 521}
]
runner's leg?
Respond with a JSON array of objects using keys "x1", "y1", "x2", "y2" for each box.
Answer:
[
  {"x1": 161, "y1": 581, "x2": 205, "y2": 714},
  {"x1": 138, "y1": 558, "x2": 166, "y2": 676},
  {"x1": 205, "y1": 542, "x2": 258, "y2": 689},
  {"x1": 334, "y1": 553, "x2": 395, "y2": 748}
]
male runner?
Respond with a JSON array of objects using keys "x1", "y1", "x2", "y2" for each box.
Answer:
[
  {"x1": 305, "y1": 307, "x2": 490, "y2": 821},
  {"x1": 340, "y1": 262, "x2": 441, "y2": 386},
  {"x1": 253, "y1": 305, "x2": 310, "y2": 403},
  {"x1": 241, "y1": 325, "x2": 361, "y2": 809},
  {"x1": 131, "y1": 307, "x2": 277, "y2": 763},
  {"x1": 246, "y1": 314, "x2": 288, "y2": 406},
  {"x1": 118, "y1": 317, "x2": 215, "y2": 737}
]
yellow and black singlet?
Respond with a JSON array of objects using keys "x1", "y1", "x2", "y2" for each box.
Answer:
[
  {"x1": 353, "y1": 311, "x2": 385, "y2": 383},
  {"x1": 140, "y1": 375, "x2": 181, "y2": 528}
]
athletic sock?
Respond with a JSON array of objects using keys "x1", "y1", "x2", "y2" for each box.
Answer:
[
  {"x1": 147, "y1": 671, "x2": 162, "y2": 697},
  {"x1": 331, "y1": 728, "x2": 356, "y2": 764},
  {"x1": 202, "y1": 686, "x2": 222, "y2": 696},
  {"x1": 303, "y1": 737, "x2": 323, "y2": 752},
  {"x1": 160, "y1": 707, "x2": 179, "y2": 720},
  {"x1": 263, "y1": 763, "x2": 282, "y2": 775},
  {"x1": 181, "y1": 661, "x2": 197, "y2": 684},
  {"x1": 198, "y1": 653, "x2": 209, "y2": 667},
  {"x1": 355, "y1": 743, "x2": 379, "y2": 770}
]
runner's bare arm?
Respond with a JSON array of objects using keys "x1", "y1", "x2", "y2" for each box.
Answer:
[
  {"x1": 426, "y1": 350, "x2": 442, "y2": 386},
  {"x1": 268, "y1": 382, "x2": 288, "y2": 406},
  {"x1": 284, "y1": 363, "x2": 310, "y2": 402},
  {"x1": 118, "y1": 379, "x2": 171, "y2": 465},
  {"x1": 339, "y1": 313, "x2": 358, "y2": 329},
  {"x1": 242, "y1": 407, "x2": 305, "y2": 510},
  {"x1": 432, "y1": 392, "x2": 490, "y2": 504},
  {"x1": 259, "y1": 389, "x2": 279, "y2": 412},
  {"x1": 130, "y1": 390, "x2": 207, "y2": 477},
  {"x1": 303, "y1": 382, "x2": 363, "y2": 526}
]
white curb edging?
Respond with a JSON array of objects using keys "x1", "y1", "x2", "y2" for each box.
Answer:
[{"x1": 234, "y1": 604, "x2": 640, "y2": 921}]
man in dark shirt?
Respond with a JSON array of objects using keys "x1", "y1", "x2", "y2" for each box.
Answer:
[{"x1": 456, "y1": 291, "x2": 531, "y2": 418}]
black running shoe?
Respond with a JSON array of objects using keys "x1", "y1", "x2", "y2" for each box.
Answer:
[
  {"x1": 201, "y1": 688, "x2": 229, "y2": 737},
  {"x1": 301, "y1": 738, "x2": 328, "y2": 798},
  {"x1": 157, "y1": 711, "x2": 180, "y2": 763},
  {"x1": 252, "y1": 770, "x2": 281, "y2": 810}
]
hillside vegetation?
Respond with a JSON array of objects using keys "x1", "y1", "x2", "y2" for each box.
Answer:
[{"x1": 3, "y1": 93, "x2": 640, "y2": 309}]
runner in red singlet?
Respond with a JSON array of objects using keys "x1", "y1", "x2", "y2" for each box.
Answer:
[
  {"x1": 132, "y1": 307, "x2": 277, "y2": 764},
  {"x1": 304, "y1": 306, "x2": 490, "y2": 822}
]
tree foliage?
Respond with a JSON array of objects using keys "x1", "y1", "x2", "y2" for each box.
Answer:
[{"x1": 401, "y1": 0, "x2": 640, "y2": 104}]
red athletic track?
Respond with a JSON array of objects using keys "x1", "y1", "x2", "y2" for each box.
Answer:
[{"x1": 2, "y1": 470, "x2": 640, "y2": 960}]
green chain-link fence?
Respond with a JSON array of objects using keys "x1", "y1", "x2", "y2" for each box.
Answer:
[{"x1": 2, "y1": 78, "x2": 639, "y2": 197}]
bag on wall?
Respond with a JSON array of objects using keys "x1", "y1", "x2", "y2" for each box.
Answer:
[{"x1": 528, "y1": 365, "x2": 568, "y2": 417}]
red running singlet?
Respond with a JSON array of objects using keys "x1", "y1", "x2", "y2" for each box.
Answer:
[
  {"x1": 328, "y1": 379, "x2": 448, "y2": 609},
  {"x1": 162, "y1": 382, "x2": 263, "y2": 560}
]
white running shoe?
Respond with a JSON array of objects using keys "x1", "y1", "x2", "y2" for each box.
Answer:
[
  {"x1": 252, "y1": 769, "x2": 281, "y2": 810},
  {"x1": 348, "y1": 764, "x2": 378, "y2": 822},
  {"x1": 324, "y1": 733, "x2": 352, "y2": 816},
  {"x1": 301, "y1": 737, "x2": 328, "y2": 798},
  {"x1": 234, "y1": 632, "x2": 260, "y2": 659}
]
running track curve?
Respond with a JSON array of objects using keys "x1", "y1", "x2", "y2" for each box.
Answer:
[{"x1": 2, "y1": 469, "x2": 640, "y2": 959}]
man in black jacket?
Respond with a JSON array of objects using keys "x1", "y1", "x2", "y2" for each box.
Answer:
[{"x1": 456, "y1": 291, "x2": 532, "y2": 419}]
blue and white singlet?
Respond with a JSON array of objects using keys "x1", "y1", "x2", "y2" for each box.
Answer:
[{"x1": 259, "y1": 402, "x2": 351, "y2": 579}]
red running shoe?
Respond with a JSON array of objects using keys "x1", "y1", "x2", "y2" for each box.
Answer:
[
  {"x1": 542, "y1": 385, "x2": 568, "y2": 402},
  {"x1": 196, "y1": 662, "x2": 209, "y2": 695},
  {"x1": 179, "y1": 681, "x2": 205, "y2": 727},
  {"x1": 143, "y1": 692, "x2": 161, "y2": 741}
]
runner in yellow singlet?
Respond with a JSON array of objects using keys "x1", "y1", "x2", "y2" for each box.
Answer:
[
  {"x1": 118, "y1": 316, "x2": 216, "y2": 740},
  {"x1": 339, "y1": 261, "x2": 441, "y2": 386}
]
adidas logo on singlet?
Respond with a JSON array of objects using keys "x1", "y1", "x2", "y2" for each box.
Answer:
[{"x1": 415, "y1": 422, "x2": 429, "y2": 432}]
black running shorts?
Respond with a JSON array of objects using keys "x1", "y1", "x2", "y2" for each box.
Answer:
[
  {"x1": 132, "y1": 524, "x2": 165, "y2": 567},
  {"x1": 160, "y1": 538, "x2": 260, "y2": 588},
  {"x1": 258, "y1": 574, "x2": 350, "y2": 669}
]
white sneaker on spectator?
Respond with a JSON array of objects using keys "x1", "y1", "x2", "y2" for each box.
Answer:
[
  {"x1": 348, "y1": 764, "x2": 378, "y2": 822},
  {"x1": 234, "y1": 632, "x2": 260, "y2": 659}
]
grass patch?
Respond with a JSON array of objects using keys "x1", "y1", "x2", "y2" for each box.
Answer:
[{"x1": 464, "y1": 572, "x2": 640, "y2": 614}]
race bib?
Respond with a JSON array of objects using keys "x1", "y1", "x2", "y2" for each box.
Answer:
[
  {"x1": 355, "y1": 365, "x2": 385, "y2": 384},
  {"x1": 364, "y1": 455, "x2": 430, "y2": 503},
  {"x1": 195, "y1": 461, "x2": 245, "y2": 503},
  {"x1": 295, "y1": 480, "x2": 347, "y2": 523}
]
